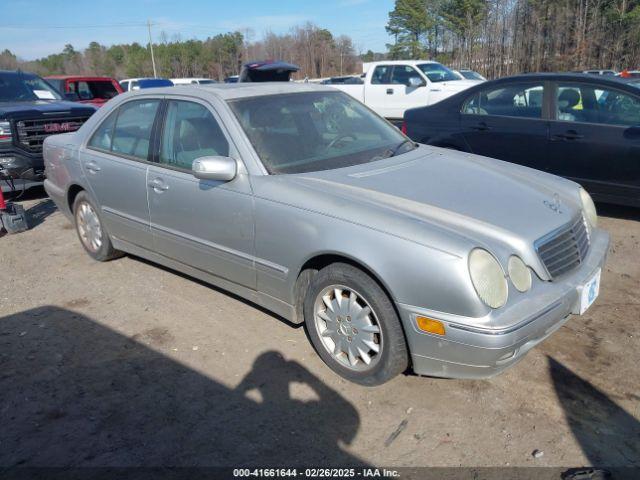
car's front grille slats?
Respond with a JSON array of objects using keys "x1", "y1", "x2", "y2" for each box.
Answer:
[
  {"x1": 536, "y1": 215, "x2": 590, "y2": 279},
  {"x1": 15, "y1": 116, "x2": 89, "y2": 153}
]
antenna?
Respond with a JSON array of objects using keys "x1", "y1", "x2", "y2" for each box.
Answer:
[{"x1": 147, "y1": 19, "x2": 157, "y2": 78}]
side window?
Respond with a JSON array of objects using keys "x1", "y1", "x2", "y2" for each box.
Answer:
[
  {"x1": 110, "y1": 99, "x2": 160, "y2": 160},
  {"x1": 390, "y1": 66, "x2": 423, "y2": 87},
  {"x1": 88, "y1": 109, "x2": 118, "y2": 151},
  {"x1": 371, "y1": 65, "x2": 391, "y2": 85},
  {"x1": 557, "y1": 83, "x2": 640, "y2": 126},
  {"x1": 159, "y1": 100, "x2": 229, "y2": 171},
  {"x1": 462, "y1": 84, "x2": 543, "y2": 118}
]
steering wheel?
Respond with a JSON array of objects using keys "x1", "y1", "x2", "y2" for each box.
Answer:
[{"x1": 325, "y1": 134, "x2": 356, "y2": 151}]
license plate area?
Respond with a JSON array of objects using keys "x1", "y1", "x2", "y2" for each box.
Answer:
[{"x1": 578, "y1": 268, "x2": 601, "y2": 315}]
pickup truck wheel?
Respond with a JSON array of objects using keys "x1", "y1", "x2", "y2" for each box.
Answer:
[
  {"x1": 73, "y1": 191, "x2": 121, "y2": 262},
  {"x1": 304, "y1": 263, "x2": 408, "y2": 386}
]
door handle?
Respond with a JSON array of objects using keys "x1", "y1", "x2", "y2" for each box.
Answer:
[
  {"x1": 470, "y1": 122, "x2": 490, "y2": 131},
  {"x1": 386, "y1": 88, "x2": 394, "y2": 95},
  {"x1": 148, "y1": 178, "x2": 169, "y2": 193},
  {"x1": 85, "y1": 161, "x2": 101, "y2": 173},
  {"x1": 552, "y1": 130, "x2": 584, "y2": 141}
]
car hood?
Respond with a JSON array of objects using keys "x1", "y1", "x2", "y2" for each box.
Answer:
[
  {"x1": 0, "y1": 100, "x2": 96, "y2": 118},
  {"x1": 263, "y1": 146, "x2": 582, "y2": 275},
  {"x1": 433, "y1": 79, "x2": 482, "y2": 91}
]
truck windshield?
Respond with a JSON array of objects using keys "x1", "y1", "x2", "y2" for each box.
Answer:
[
  {"x1": 229, "y1": 91, "x2": 415, "y2": 174},
  {"x1": 0, "y1": 72, "x2": 63, "y2": 102},
  {"x1": 417, "y1": 63, "x2": 461, "y2": 83}
]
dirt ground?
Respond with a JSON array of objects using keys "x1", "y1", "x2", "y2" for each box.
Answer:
[{"x1": 1, "y1": 187, "x2": 639, "y2": 471}]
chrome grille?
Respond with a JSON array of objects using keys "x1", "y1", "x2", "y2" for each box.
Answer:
[
  {"x1": 535, "y1": 215, "x2": 590, "y2": 278},
  {"x1": 16, "y1": 116, "x2": 88, "y2": 153}
]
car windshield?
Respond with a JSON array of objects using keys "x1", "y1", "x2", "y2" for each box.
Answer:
[
  {"x1": 0, "y1": 72, "x2": 63, "y2": 101},
  {"x1": 417, "y1": 63, "x2": 461, "y2": 83},
  {"x1": 229, "y1": 91, "x2": 414, "y2": 174}
]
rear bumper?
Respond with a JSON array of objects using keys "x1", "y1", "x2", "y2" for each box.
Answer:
[
  {"x1": 44, "y1": 179, "x2": 72, "y2": 220},
  {"x1": 399, "y1": 228, "x2": 610, "y2": 379}
]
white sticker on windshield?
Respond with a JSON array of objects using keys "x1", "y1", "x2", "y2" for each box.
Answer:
[{"x1": 34, "y1": 90, "x2": 56, "y2": 100}]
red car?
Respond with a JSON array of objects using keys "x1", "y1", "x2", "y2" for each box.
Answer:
[{"x1": 45, "y1": 76, "x2": 123, "y2": 107}]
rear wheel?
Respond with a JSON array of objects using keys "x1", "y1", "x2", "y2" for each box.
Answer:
[
  {"x1": 73, "y1": 191, "x2": 121, "y2": 262},
  {"x1": 304, "y1": 263, "x2": 408, "y2": 386}
]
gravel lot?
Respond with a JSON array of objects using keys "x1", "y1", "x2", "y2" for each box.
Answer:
[{"x1": 1, "y1": 188, "x2": 639, "y2": 470}]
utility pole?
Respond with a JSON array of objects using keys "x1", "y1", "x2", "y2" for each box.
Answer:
[{"x1": 147, "y1": 19, "x2": 157, "y2": 78}]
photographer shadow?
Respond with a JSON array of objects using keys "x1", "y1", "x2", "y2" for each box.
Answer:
[{"x1": 0, "y1": 306, "x2": 365, "y2": 467}]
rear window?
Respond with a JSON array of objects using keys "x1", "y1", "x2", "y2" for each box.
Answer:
[{"x1": 70, "y1": 80, "x2": 119, "y2": 100}]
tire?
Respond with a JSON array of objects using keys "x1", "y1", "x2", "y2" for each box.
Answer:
[
  {"x1": 73, "y1": 191, "x2": 121, "y2": 262},
  {"x1": 303, "y1": 263, "x2": 408, "y2": 386}
]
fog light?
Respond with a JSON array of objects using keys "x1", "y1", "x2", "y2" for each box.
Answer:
[{"x1": 416, "y1": 316, "x2": 445, "y2": 335}]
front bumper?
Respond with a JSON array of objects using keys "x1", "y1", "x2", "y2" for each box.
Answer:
[
  {"x1": 0, "y1": 148, "x2": 45, "y2": 181},
  {"x1": 398, "y1": 228, "x2": 610, "y2": 379}
]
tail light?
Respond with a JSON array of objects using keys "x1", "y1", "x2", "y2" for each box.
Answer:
[
  {"x1": 0, "y1": 121, "x2": 12, "y2": 145},
  {"x1": 401, "y1": 121, "x2": 408, "y2": 135}
]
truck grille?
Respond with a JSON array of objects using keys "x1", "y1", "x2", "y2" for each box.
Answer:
[
  {"x1": 15, "y1": 116, "x2": 88, "y2": 153},
  {"x1": 535, "y1": 215, "x2": 590, "y2": 278}
]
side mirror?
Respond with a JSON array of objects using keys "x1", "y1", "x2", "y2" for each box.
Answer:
[
  {"x1": 408, "y1": 77, "x2": 426, "y2": 88},
  {"x1": 192, "y1": 156, "x2": 237, "y2": 182},
  {"x1": 64, "y1": 92, "x2": 80, "y2": 101}
]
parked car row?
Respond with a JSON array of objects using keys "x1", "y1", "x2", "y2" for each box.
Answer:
[{"x1": 403, "y1": 72, "x2": 640, "y2": 208}]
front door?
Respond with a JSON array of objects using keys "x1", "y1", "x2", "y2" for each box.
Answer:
[
  {"x1": 460, "y1": 81, "x2": 549, "y2": 170},
  {"x1": 386, "y1": 65, "x2": 429, "y2": 119},
  {"x1": 147, "y1": 98, "x2": 256, "y2": 289},
  {"x1": 546, "y1": 81, "x2": 640, "y2": 203},
  {"x1": 81, "y1": 98, "x2": 161, "y2": 249}
]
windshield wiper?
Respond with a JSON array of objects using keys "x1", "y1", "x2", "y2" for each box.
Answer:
[
  {"x1": 390, "y1": 139, "x2": 415, "y2": 157},
  {"x1": 369, "y1": 140, "x2": 415, "y2": 162}
]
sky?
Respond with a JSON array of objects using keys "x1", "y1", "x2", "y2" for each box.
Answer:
[{"x1": 2, "y1": 0, "x2": 395, "y2": 60}]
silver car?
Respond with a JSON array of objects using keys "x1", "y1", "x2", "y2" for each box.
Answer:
[{"x1": 43, "y1": 83, "x2": 610, "y2": 385}]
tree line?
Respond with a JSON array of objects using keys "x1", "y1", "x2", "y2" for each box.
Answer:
[
  {"x1": 0, "y1": 23, "x2": 359, "y2": 81},
  {"x1": 1, "y1": 1, "x2": 639, "y2": 82},
  {"x1": 386, "y1": 0, "x2": 640, "y2": 78}
]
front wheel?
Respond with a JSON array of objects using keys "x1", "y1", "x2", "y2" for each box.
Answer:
[{"x1": 304, "y1": 263, "x2": 409, "y2": 386}]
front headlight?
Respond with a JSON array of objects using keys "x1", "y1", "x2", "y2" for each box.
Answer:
[
  {"x1": 580, "y1": 188, "x2": 597, "y2": 228},
  {"x1": 468, "y1": 248, "x2": 508, "y2": 309},
  {"x1": 508, "y1": 256, "x2": 532, "y2": 292}
]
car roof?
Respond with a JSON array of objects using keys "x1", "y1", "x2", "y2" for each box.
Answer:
[
  {"x1": 124, "y1": 82, "x2": 333, "y2": 101},
  {"x1": 45, "y1": 75, "x2": 116, "y2": 81},
  {"x1": 484, "y1": 72, "x2": 636, "y2": 88},
  {"x1": 364, "y1": 60, "x2": 439, "y2": 66},
  {"x1": 0, "y1": 70, "x2": 39, "y2": 77}
]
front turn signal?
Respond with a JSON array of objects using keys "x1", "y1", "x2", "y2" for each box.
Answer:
[{"x1": 416, "y1": 316, "x2": 445, "y2": 336}]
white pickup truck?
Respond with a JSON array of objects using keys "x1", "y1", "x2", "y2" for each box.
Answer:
[{"x1": 332, "y1": 60, "x2": 483, "y2": 121}]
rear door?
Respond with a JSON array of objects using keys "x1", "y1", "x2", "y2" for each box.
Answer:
[
  {"x1": 365, "y1": 65, "x2": 396, "y2": 119},
  {"x1": 147, "y1": 97, "x2": 256, "y2": 289},
  {"x1": 546, "y1": 81, "x2": 640, "y2": 203},
  {"x1": 459, "y1": 81, "x2": 550, "y2": 170},
  {"x1": 81, "y1": 98, "x2": 161, "y2": 249}
]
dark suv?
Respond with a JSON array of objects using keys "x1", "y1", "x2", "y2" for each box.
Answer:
[{"x1": 0, "y1": 70, "x2": 96, "y2": 190}]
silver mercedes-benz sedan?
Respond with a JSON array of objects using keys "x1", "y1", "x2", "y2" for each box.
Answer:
[{"x1": 43, "y1": 83, "x2": 609, "y2": 385}]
